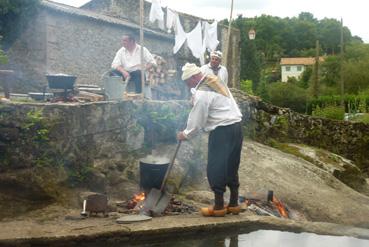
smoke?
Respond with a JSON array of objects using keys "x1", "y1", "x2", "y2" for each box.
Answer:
[{"x1": 140, "y1": 155, "x2": 170, "y2": 165}]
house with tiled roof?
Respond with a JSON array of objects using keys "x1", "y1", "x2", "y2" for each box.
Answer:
[{"x1": 280, "y1": 57, "x2": 324, "y2": 82}]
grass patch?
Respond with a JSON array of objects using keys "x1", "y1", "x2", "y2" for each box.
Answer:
[
  {"x1": 348, "y1": 113, "x2": 369, "y2": 124},
  {"x1": 268, "y1": 139, "x2": 316, "y2": 164}
]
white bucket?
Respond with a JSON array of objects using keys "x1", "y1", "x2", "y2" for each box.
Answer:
[{"x1": 103, "y1": 76, "x2": 127, "y2": 101}]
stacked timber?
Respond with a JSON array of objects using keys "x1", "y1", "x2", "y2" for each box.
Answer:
[{"x1": 146, "y1": 55, "x2": 176, "y2": 86}]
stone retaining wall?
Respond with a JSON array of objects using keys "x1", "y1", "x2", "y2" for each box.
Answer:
[
  {"x1": 1, "y1": 90, "x2": 368, "y2": 177},
  {"x1": 233, "y1": 90, "x2": 369, "y2": 173}
]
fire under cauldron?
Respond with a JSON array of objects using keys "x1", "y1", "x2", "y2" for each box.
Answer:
[
  {"x1": 139, "y1": 156, "x2": 169, "y2": 194},
  {"x1": 46, "y1": 74, "x2": 77, "y2": 101}
]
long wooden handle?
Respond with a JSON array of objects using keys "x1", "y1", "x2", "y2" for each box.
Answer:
[
  {"x1": 140, "y1": 0, "x2": 145, "y2": 98},
  {"x1": 160, "y1": 141, "x2": 182, "y2": 191}
]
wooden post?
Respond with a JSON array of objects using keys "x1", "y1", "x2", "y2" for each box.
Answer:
[
  {"x1": 313, "y1": 40, "x2": 319, "y2": 98},
  {"x1": 140, "y1": 0, "x2": 145, "y2": 99},
  {"x1": 340, "y1": 18, "x2": 344, "y2": 108},
  {"x1": 223, "y1": 0, "x2": 234, "y2": 87}
]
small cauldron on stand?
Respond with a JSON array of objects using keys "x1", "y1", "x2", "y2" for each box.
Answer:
[{"x1": 46, "y1": 74, "x2": 77, "y2": 101}]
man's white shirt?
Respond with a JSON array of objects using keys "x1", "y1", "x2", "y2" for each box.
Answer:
[
  {"x1": 111, "y1": 44, "x2": 156, "y2": 72},
  {"x1": 183, "y1": 78, "x2": 242, "y2": 139},
  {"x1": 200, "y1": 64, "x2": 228, "y2": 86}
]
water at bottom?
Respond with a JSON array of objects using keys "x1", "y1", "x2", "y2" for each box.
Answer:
[{"x1": 129, "y1": 230, "x2": 369, "y2": 247}]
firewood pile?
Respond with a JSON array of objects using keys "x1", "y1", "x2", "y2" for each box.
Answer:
[
  {"x1": 75, "y1": 84, "x2": 104, "y2": 102},
  {"x1": 146, "y1": 55, "x2": 176, "y2": 86}
]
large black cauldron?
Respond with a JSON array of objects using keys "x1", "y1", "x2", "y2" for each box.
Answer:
[{"x1": 139, "y1": 157, "x2": 169, "y2": 192}]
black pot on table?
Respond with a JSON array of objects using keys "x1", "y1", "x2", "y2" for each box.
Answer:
[{"x1": 46, "y1": 74, "x2": 77, "y2": 100}]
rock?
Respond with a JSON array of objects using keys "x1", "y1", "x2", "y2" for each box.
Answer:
[
  {"x1": 185, "y1": 191, "x2": 214, "y2": 205},
  {"x1": 0, "y1": 127, "x2": 19, "y2": 141},
  {"x1": 86, "y1": 171, "x2": 107, "y2": 193}
]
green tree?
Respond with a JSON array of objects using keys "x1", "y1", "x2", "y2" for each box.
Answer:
[
  {"x1": 343, "y1": 60, "x2": 369, "y2": 94},
  {"x1": 0, "y1": 37, "x2": 7, "y2": 64},
  {"x1": 234, "y1": 15, "x2": 261, "y2": 91},
  {"x1": 267, "y1": 82, "x2": 309, "y2": 113},
  {"x1": 299, "y1": 66, "x2": 312, "y2": 89},
  {"x1": 0, "y1": 0, "x2": 39, "y2": 47},
  {"x1": 320, "y1": 55, "x2": 340, "y2": 86},
  {"x1": 318, "y1": 18, "x2": 352, "y2": 55}
]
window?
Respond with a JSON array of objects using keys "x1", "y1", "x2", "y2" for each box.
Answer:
[
  {"x1": 297, "y1": 66, "x2": 302, "y2": 71},
  {"x1": 285, "y1": 66, "x2": 291, "y2": 71}
]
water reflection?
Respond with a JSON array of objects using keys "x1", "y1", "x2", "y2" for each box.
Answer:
[
  {"x1": 130, "y1": 230, "x2": 369, "y2": 247},
  {"x1": 236, "y1": 230, "x2": 369, "y2": 247}
]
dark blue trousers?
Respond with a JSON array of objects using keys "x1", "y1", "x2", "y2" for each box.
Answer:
[{"x1": 207, "y1": 122, "x2": 243, "y2": 196}]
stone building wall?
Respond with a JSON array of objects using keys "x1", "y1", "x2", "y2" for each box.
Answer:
[
  {"x1": 44, "y1": 8, "x2": 174, "y2": 86},
  {"x1": 83, "y1": 0, "x2": 241, "y2": 88},
  {"x1": 5, "y1": 0, "x2": 240, "y2": 94},
  {"x1": 6, "y1": 11, "x2": 47, "y2": 93}
]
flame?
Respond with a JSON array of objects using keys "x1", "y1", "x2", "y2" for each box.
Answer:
[
  {"x1": 272, "y1": 196, "x2": 289, "y2": 218},
  {"x1": 132, "y1": 192, "x2": 145, "y2": 203},
  {"x1": 126, "y1": 192, "x2": 146, "y2": 210}
]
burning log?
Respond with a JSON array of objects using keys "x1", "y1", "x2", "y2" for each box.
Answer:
[
  {"x1": 243, "y1": 190, "x2": 291, "y2": 219},
  {"x1": 117, "y1": 192, "x2": 196, "y2": 216},
  {"x1": 127, "y1": 192, "x2": 145, "y2": 209},
  {"x1": 272, "y1": 195, "x2": 289, "y2": 218}
]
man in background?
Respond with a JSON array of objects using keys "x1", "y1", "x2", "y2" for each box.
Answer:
[
  {"x1": 200, "y1": 50, "x2": 228, "y2": 86},
  {"x1": 111, "y1": 34, "x2": 156, "y2": 97}
]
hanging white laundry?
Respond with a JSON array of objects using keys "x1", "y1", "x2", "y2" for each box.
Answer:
[
  {"x1": 166, "y1": 8, "x2": 176, "y2": 33},
  {"x1": 173, "y1": 14, "x2": 186, "y2": 54},
  {"x1": 203, "y1": 21, "x2": 219, "y2": 52},
  {"x1": 186, "y1": 21, "x2": 203, "y2": 59},
  {"x1": 149, "y1": 0, "x2": 164, "y2": 29}
]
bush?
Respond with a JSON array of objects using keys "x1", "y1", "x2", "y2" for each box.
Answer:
[
  {"x1": 240, "y1": 79, "x2": 253, "y2": 95},
  {"x1": 307, "y1": 94, "x2": 369, "y2": 114},
  {"x1": 267, "y1": 82, "x2": 309, "y2": 113},
  {"x1": 312, "y1": 105, "x2": 345, "y2": 120}
]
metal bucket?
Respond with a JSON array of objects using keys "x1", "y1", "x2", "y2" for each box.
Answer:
[{"x1": 103, "y1": 76, "x2": 127, "y2": 101}]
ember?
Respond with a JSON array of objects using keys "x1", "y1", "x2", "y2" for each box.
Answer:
[
  {"x1": 117, "y1": 194, "x2": 196, "y2": 216},
  {"x1": 243, "y1": 190, "x2": 300, "y2": 219},
  {"x1": 126, "y1": 192, "x2": 145, "y2": 209},
  {"x1": 272, "y1": 195, "x2": 289, "y2": 218}
]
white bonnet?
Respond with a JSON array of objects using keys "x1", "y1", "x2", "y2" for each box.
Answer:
[
  {"x1": 210, "y1": 50, "x2": 222, "y2": 59},
  {"x1": 181, "y1": 63, "x2": 201, "y2": 80}
]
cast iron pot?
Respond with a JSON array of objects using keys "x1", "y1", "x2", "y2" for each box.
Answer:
[{"x1": 46, "y1": 74, "x2": 77, "y2": 89}]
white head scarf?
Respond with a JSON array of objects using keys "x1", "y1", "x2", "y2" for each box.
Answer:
[
  {"x1": 210, "y1": 50, "x2": 222, "y2": 59},
  {"x1": 181, "y1": 63, "x2": 201, "y2": 80}
]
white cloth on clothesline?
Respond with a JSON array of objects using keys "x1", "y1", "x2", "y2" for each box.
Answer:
[
  {"x1": 166, "y1": 8, "x2": 176, "y2": 33},
  {"x1": 203, "y1": 21, "x2": 219, "y2": 52},
  {"x1": 149, "y1": 0, "x2": 164, "y2": 29},
  {"x1": 186, "y1": 21, "x2": 203, "y2": 59},
  {"x1": 173, "y1": 14, "x2": 187, "y2": 54}
]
